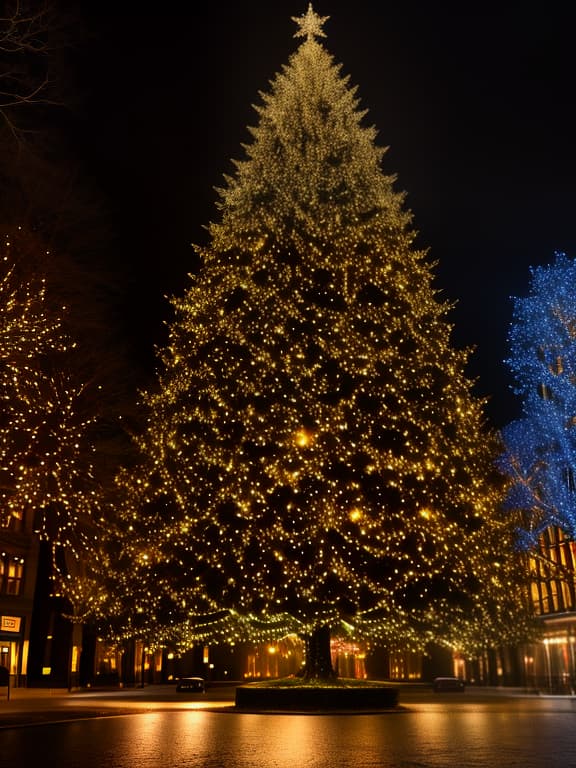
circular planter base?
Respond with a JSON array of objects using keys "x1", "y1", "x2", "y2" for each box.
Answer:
[{"x1": 235, "y1": 682, "x2": 399, "y2": 711}]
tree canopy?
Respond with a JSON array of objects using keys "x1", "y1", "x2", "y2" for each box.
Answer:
[
  {"x1": 0, "y1": 2, "x2": 139, "y2": 619},
  {"x1": 498, "y1": 251, "x2": 576, "y2": 546}
]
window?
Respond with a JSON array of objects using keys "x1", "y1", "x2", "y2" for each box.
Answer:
[
  {"x1": 0, "y1": 553, "x2": 24, "y2": 596},
  {"x1": 529, "y1": 528, "x2": 576, "y2": 615}
]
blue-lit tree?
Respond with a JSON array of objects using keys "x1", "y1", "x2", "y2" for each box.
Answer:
[{"x1": 498, "y1": 252, "x2": 576, "y2": 546}]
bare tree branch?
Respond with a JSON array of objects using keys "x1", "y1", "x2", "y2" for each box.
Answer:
[
  {"x1": 0, "y1": 0, "x2": 61, "y2": 144},
  {"x1": 0, "y1": 0, "x2": 53, "y2": 52}
]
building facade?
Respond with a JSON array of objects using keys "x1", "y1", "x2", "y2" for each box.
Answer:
[
  {"x1": 520, "y1": 526, "x2": 576, "y2": 694},
  {"x1": 0, "y1": 510, "x2": 40, "y2": 687}
]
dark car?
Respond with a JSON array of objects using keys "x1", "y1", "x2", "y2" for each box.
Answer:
[
  {"x1": 432, "y1": 676, "x2": 465, "y2": 692},
  {"x1": 176, "y1": 676, "x2": 205, "y2": 693}
]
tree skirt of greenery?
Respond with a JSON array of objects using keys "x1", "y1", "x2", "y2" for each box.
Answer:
[{"x1": 234, "y1": 677, "x2": 400, "y2": 711}]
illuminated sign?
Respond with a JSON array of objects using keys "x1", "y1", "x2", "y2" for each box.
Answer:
[{"x1": 0, "y1": 616, "x2": 21, "y2": 633}]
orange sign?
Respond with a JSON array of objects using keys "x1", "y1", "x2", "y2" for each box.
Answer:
[{"x1": 0, "y1": 616, "x2": 21, "y2": 633}]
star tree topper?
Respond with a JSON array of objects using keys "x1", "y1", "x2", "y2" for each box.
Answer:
[{"x1": 292, "y1": 3, "x2": 329, "y2": 40}]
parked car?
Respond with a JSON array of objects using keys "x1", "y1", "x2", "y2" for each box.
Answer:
[
  {"x1": 432, "y1": 676, "x2": 465, "y2": 692},
  {"x1": 176, "y1": 676, "x2": 205, "y2": 693}
]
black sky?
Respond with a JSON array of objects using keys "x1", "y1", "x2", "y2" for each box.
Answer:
[{"x1": 74, "y1": 2, "x2": 575, "y2": 430}]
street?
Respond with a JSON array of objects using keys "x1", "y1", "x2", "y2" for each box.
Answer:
[{"x1": 0, "y1": 685, "x2": 575, "y2": 768}]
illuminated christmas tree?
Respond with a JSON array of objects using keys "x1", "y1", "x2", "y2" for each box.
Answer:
[
  {"x1": 113, "y1": 5, "x2": 531, "y2": 675},
  {"x1": 498, "y1": 252, "x2": 576, "y2": 545}
]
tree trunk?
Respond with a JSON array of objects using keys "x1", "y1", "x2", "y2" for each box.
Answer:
[{"x1": 301, "y1": 625, "x2": 337, "y2": 680}]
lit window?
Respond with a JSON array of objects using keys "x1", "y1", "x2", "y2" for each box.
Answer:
[{"x1": 0, "y1": 555, "x2": 24, "y2": 596}]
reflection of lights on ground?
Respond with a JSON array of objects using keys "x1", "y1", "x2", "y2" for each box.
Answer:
[
  {"x1": 60, "y1": 688, "x2": 236, "y2": 714},
  {"x1": 62, "y1": 699, "x2": 235, "y2": 712}
]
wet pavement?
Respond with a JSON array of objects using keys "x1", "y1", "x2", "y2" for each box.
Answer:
[
  {"x1": 1, "y1": 684, "x2": 576, "y2": 768},
  {"x1": 0, "y1": 682, "x2": 559, "y2": 727},
  {"x1": 0, "y1": 683, "x2": 238, "y2": 728}
]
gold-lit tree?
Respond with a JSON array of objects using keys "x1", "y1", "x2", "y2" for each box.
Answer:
[
  {"x1": 0, "y1": 227, "x2": 103, "y2": 610},
  {"x1": 0, "y1": 4, "x2": 137, "y2": 651},
  {"x1": 112, "y1": 5, "x2": 532, "y2": 676}
]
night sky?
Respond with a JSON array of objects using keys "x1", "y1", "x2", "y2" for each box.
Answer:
[{"x1": 74, "y1": 3, "x2": 574, "y2": 430}]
